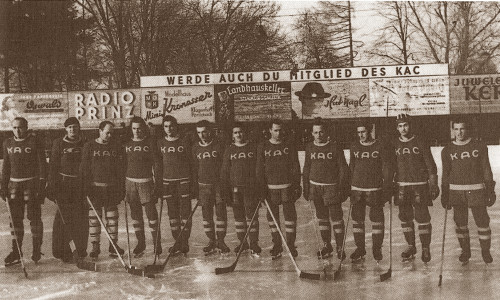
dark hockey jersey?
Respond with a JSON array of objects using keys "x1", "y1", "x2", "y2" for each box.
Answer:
[
  {"x1": 441, "y1": 139, "x2": 493, "y2": 189},
  {"x1": 220, "y1": 142, "x2": 256, "y2": 187},
  {"x1": 192, "y1": 140, "x2": 223, "y2": 185},
  {"x1": 80, "y1": 139, "x2": 123, "y2": 185},
  {"x1": 49, "y1": 136, "x2": 84, "y2": 186},
  {"x1": 256, "y1": 140, "x2": 300, "y2": 188},
  {"x1": 392, "y1": 135, "x2": 436, "y2": 184},
  {"x1": 124, "y1": 137, "x2": 158, "y2": 180},
  {"x1": 350, "y1": 139, "x2": 391, "y2": 190},
  {"x1": 2, "y1": 133, "x2": 47, "y2": 189},
  {"x1": 157, "y1": 136, "x2": 190, "y2": 181},
  {"x1": 303, "y1": 140, "x2": 348, "y2": 193}
]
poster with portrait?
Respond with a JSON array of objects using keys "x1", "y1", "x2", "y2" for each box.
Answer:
[
  {"x1": 0, "y1": 93, "x2": 68, "y2": 130},
  {"x1": 369, "y1": 76, "x2": 449, "y2": 117},
  {"x1": 141, "y1": 86, "x2": 215, "y2": 124},
  {"x1": 214, "y1": 82, "x2": 291, "y2": 123},
  {"x1": 291, "y1": 80, "x2": 370, "y2": 119},
  {"x1": 68, "y1": 89, "x2": 141, "y2": 129},
  {"x1": 449, "y1": 74, "x2": 500, "y2": 114}
]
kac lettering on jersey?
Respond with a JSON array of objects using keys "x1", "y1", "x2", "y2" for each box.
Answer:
[
  {"x1": 264, "y1": 148, "x2": 289, "y2": 157},
  {"x1": 160, "y1": 146, "x2": 184, "y2": 153},
  {"x1": 395, "y1": 147, "x2": 420, "y2": 155},
  {"x1": 230, "y1": 152, "x2": 254, "y2": 160},
  {"x1": 197, "y1": 151, "x2": 218, "y2": 160},
  {"x1": 353, "y1": 151, "x2": 379, "y2": 159},
  {"x1": 63, "y1": 147, "x2": 81, "y2": 154},
  {"x1": 7, "y1": 147, "x2": 32, "y2": 154},
  {"x1": 450, "y1": 150, "x2": 479, "y2": 160},
  {"x1": 310, "y1": 152, "x2": 333, "y2": 159},
  {"x1": 126, "y1": 146, "x2": 150, "y2": 153},
  {"x1": 93, "y1": 150, "x2": 117, "y2": 157}
]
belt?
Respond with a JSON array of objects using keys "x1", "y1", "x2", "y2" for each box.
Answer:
[{"x1": 450, "y1": 183, "x2": 485, "y2": 191}]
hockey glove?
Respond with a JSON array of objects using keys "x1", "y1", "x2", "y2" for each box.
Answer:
[
  {"x1": 429, "y1": 174, "x2": 440, "y2": 200},
  {"x1": 486, "y1": 181, "x2": 496, "y2": 207},
  {"x1": 440, "y1": 184, "x2": 450, "y2": 210}
]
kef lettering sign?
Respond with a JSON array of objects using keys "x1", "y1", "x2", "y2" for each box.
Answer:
[
  {"x1": 69, "y1": 89, "x2": 140, "y2": 128},
  {"x1": 449, "y1": 74, "x2": 500, "y2": 114},
  {"x1": 141, "y1": 85, "x2": 215, "y2": 124}
]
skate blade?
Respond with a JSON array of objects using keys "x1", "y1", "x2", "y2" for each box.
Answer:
[
  {"x1": 271, "y1": 254, "x2": 282, "y2": 260},
  {"x1": 402, "y1": 255, "x2": 415, "y2": 263},
  {"x1": 133, "y1": 252, "x2": 145, "y2": 259},
  {"x1": 4, "y1": 260, "x2": 21, "y2": 267}
]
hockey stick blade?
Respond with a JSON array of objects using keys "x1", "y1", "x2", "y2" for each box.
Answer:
[
  {"x1": 76, "y1": 259, "x2": 98, "y2": 272},
  {"x1": 380, "y1": 268, "x2": 392, "y2": 282},
  {"x1": 299, "y1": 271, "x2": 321, "y2": 280},
  {"x1": 215, "y1": 264, "x2": 236, "y2": 275},
  {"x1": 127, "y1": 267, "x2": 154, "y2": 278},
  {"x1": 144, "y1": 264, "x2": 164, "y2": 274}
]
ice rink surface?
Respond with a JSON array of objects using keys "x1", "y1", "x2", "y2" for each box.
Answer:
[{"x1": 1, "y1": 147, "x2": 500, "y2": 300}]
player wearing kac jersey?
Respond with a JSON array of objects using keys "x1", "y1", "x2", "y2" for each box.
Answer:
[
  {"x1": 123, "y1": 116, "x2": 161, "y2": 257},
  {"x1": 441, "y1": 120, "x2": 496, "y2": 264},
  {"x1": 1, "y1": 117, "x2": 47, "y2": 266},
  {"x1": 191, "y1": 120, "x2": 230, "y2": 255},
  {"x1": 257, "y1": 120, "x2": 301, "y2": 259},
  {"x1": 80, "y1": 121, "x2": 125, "y2": 259},
  {"x1": 392, "y1": 114, "x2": 439, "y2": 263},
  {"x1": 157, "y1": 115, "x2": 192, "y2": 255},
  {"x1": 303, "y1": 120, "x2": 349, "y2": 260},
  {"x1": 47, "y1": 117, "x2": 88, "y2": 262},
  {"x1": 220, "y1": 123, "x2": 261, "y2": 255},
  {"x1": 349, "y1": 122, "x2": 392, "y2": 262}
]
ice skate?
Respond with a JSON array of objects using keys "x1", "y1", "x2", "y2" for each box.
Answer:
[
  {"x1": 373, "y1": 247, "x2": 383, "y2": 262},
  {"x1": 459, "y1": 250, "x2": 471, "y2": 265},
  {"x1": 270, "y1": 244, "x2": 283, "y2": 260},
  {"x1": 216, "y1": 239, "x2": 231, "y2": 255},
  {"x1": 288, "y1": 244, "x2": 298, "y2": 258},
  {"x1": 350, "y1": 247, "x2": 366, "y2": 263},
  {"x1": 482, "y1": 249, "x2": 493, "y2": 264},
  {"x1": 89, "y1": 242, "x2": 100, "y2": 260},
  {"x1": 249, "y1": 242, "x2": 262, "y2": 257},
  {"x1": 401, "y1": 245, "x2": 416, "y2": 262},
  {"x1": 168, "y1": 243, "x2": 182, "y2": 256},
  {"x1": 4, "y1": 249, "x2": 21, "y2": 267},
  {"x1": 32, "y1": 241, "x2": 43, "y2": 264},
  {"x1": 180, "y1": 240, "x2": 190, "y2": 256},
  {"x1": 203, "y1": 240, "x2": 217, "y2": 256},
  {"x1": 421, "y1": 247, "x2": 431, "y2": 263},
  {"x1": 233, "y1": 241, "x2": 250, "y2": 254},
  {"x1": 109, "y1": 243, "x2": 125, "y2": 258},
  {"x1": 317, "y1": 243, "x2": 334, "y2": 259},
  {"x1": 133, "y1": 243, "x2": 146, "y2": 258}
]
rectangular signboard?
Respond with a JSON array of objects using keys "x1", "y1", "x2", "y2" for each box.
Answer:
[
  {"x1": 141, "y1": 86, "x2": 215, "y2": 124},
  {"x1": 449, "y1": 74, "x2": 500, "y2": 114},
  {"x1": 0, "y1": 93, "x2": 68, "y2": 130},
  {"x1": 369, "y1": 76, "x2": 450, "y2": 117}
]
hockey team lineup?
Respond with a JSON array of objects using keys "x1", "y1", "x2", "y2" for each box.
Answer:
[{"x1": 0, "y1": 113, "x2": 497, "y2": 298}]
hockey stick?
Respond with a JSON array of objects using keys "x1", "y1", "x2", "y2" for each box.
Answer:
[
  {"x1": 215, "y1": 200, "x2": 261, "y2": 275},
  {"x1": 264, "y1": 199, "x2": 321, "y2": 280},
  {"x1": 334, "y1": 202, "x2": 353, "y2": 281},
  {"x1": 438, "y1": 208, "x2": 448, "y2": 287},
  {"x1": 86, "y1": 196, "x2": 153, "y2": 278},
  {"x1": 144, "y1": 201, "x2": 200, "y2": 275},
  {"x1": 307, "y1": 200, "x2": 328, "y2": 277},
  {"x1": 124, "y1": 201, "x2": 132, "y2": 267},
  {"x1": 151, "y1": 197, "x2": 163, "y2": 265},
  {"x1": 53, "y1": 199, "x2": 97, "y2": 272},
  {"x1": 380, "y1": 196, "x2": 393, "y2": 282},
  {"x1": 3, "y1": 196, "x2": 28, "y2": 278}
]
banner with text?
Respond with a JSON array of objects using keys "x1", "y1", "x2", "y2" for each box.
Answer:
[
  {"x1": 449, "y1": 74, "x2": 500, "y2": 114},
  {"x1": 369, "y1": 76, "x2": 450, "y2": 117},
  {"x1": 0, "y1": 93, "x2": 67, "y2": 130},
  {"x1": 215, "y1": 82, "x2": 291, "y2": 122},
  {"x1": 69, "y1": 89, "x2": 140, "y2": 128},
  {"x1": 291, "y1": 80, "x2": 369, "y2": 119},
  {"x1": 141, "y1": 86, "x2": 214, "y2": 124},
  {"x1": 141, "y1": 64, "x2": 448, "y2": 87}
]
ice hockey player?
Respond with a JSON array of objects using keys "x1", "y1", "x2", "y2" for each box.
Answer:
[
  {"x1": 220, "y1": 123, "x2": 261, "y2": 256},
  {"x1": 47, "y1": 117, "x2": 88, "y2": 262},
  {"x1": 392, "y1": 114, "x2": 439, "y2": 263},
  {"x1": 80, "y1": 121, "x2": 125, "y2": 259},
  {"x1": 191, "y1": 120, "x2": 230, "y2": 255},
  {"x1": 303, "y1": 118, "x2": 349, "y2": 260},
  {"x1": 157, "y1": 115, "x2": 192, "y2": 255},
  {"x1": 1, "y1": 117, "x2": 47, "y2": 265},
  {"x1": 349, "y1": 121, "x2": 392, "y2": 263},
  {"x1": 123, "y1": 116, "x2": 161, "y2": 258},
  {"x1": 256, "y1": 120, "x2": 301, "y2": 259},
  {"x1": 441, "y1": 119, "x2": 496, "y2": 264}
]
